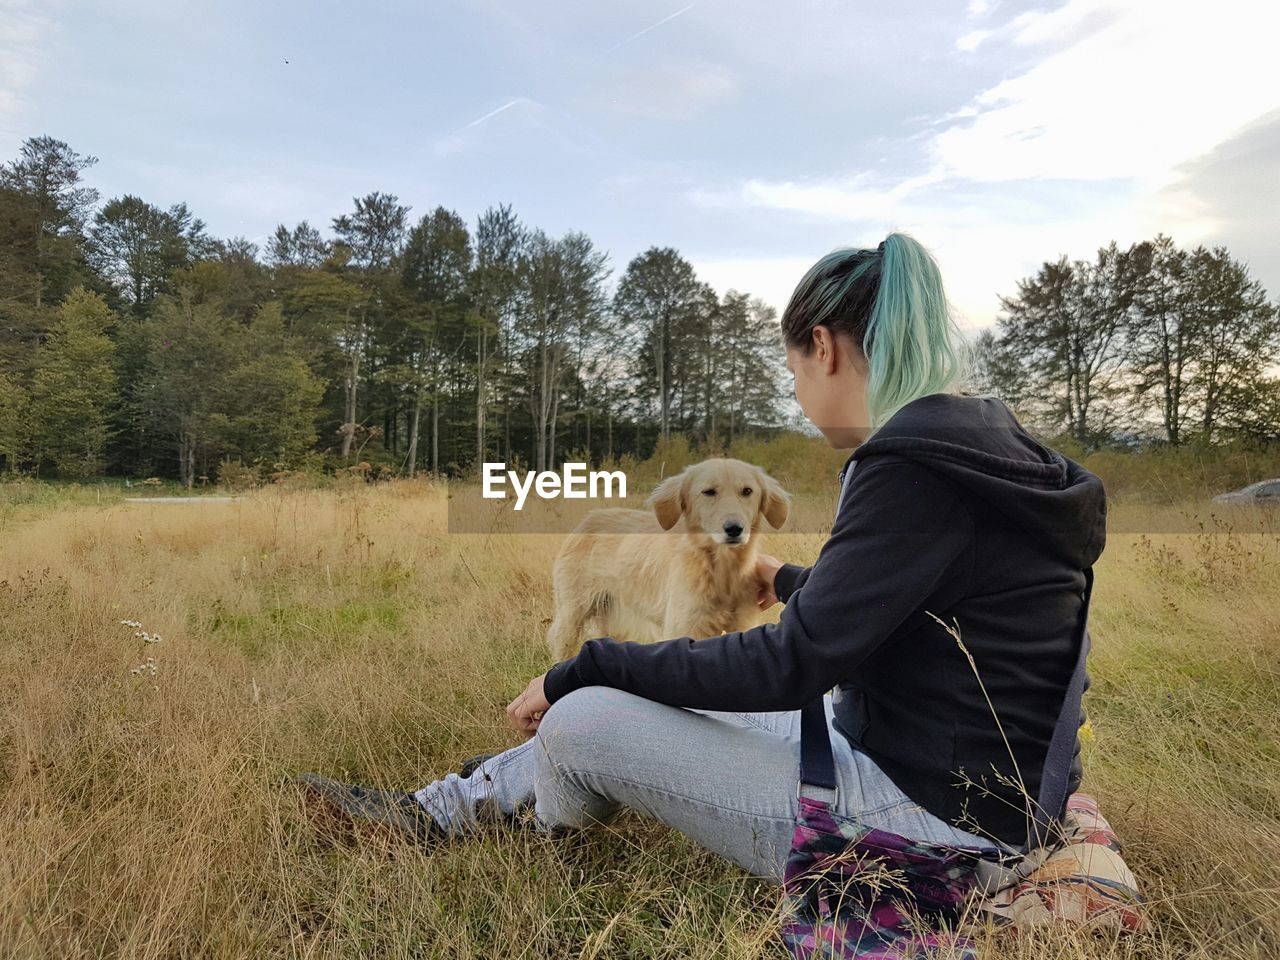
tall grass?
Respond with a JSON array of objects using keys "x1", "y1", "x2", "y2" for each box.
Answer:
[
  {"x1": 1073, "y1": 442, "x2": 1280, "y2": 504},
  {"x1": 0, "y1": 457, "x2": 1277, "y2": 957}
]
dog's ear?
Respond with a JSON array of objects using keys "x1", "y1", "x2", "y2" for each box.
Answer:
[
  {"x1": 758, "y1": 470, "x2": 792, "y2": 529},
  {"x1": 646, "y1": 471, "x2": 687, "y2": 531}
]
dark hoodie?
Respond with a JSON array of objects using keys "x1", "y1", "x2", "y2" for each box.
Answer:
[{"x1": 542, "y1": 393, "x2": 1107, "y2": 848}]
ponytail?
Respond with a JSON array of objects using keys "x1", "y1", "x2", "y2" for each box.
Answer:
[
  {"x1": 865, "y1": 233, "x2": 966, "y2": 426},
  {"x1": 780, "y1": 232, "x2": 967, "y2": 429}
]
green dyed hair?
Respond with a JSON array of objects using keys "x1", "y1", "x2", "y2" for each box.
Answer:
[{"x1": 779, "y1": 233, "x2": 968, "y2": 428}]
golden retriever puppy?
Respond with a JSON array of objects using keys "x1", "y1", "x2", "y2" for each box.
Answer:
[{"x1": 546, "y1": 458, "x2": 791, "y2": 661}]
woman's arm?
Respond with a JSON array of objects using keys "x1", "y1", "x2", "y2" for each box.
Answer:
[
  {"x1": 542, "y1": 455, "x2": 975, "y2": 712},
  {"x1": 773, "y1": 563, "x2": 812, "y2": 604}
]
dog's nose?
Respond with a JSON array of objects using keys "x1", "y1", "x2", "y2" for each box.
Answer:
[{"x1": 723, "y1": 522, "x2": 744, "y2": 540}]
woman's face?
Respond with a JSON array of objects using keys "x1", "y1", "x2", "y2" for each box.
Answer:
[{"x1": 785, "y1": 327, "x2": 872, "y2": 448}]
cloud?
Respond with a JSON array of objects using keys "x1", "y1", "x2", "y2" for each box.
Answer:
[
  {"x1": 641, "y1": 0, "x2": 944, "y2": 79},
  {"x1": 0, "y1": 0, "x2": 61, "y2": 143},
  {"x1": 692, "y1": 169, "x2": 944, "y2": 223},
  {"x1": 932, "y1": 0, "x2": 1280, "y2": 186},
  {"x1": 690, "y1": 254, "x2": 815, "y2": 318},
  {"x1": 956, "y1": 30, "x2": 991, "y2": 52},
  {"x1": 691, "y1": 193, "x2": 1151, "y2": 332},
  {"x1": 685, "y1": 0, "x2": 1280, "y2": 326},
  {"x1": 597, "y1": 61, "x2": 737, "y2": 119},
  {"x1": 1154, "y1": 109, "x2": 1280, "y2": 297},
  {"x1": 210, "y1": 166, "x2": 367, "y2": 228},
  {"x1": 688, "y1": 167, "x2": 1202, "y2": 329}
]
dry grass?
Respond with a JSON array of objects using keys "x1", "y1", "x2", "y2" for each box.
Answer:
[{"x1": 1, "y1": 475, "x2": 1277, "y2": 959}]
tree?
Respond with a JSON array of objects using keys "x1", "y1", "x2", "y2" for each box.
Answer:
[
  {"x1": 994, "y1": 245, "x2": 1134, "y2": 446},
  {"x1": 398, "y1": 207, "x2": 472, "y2": 476},
  {"x1": 219, "y1": 303, "x2": 324, "y2": 465},
  {"x1": 330, "y1": 192, "x2": 410, "y2": 458},
  {"x1": 0, "y1": 181, "x2": 44, "y2": 376},
  {"x1": 1129, "y1": 236, "x2": 1194, "y2": 444},
  {"x1": 0, "y1": 136, "x2": 99, "y2": 310},
  {"x1": 1215, "y1": 375, "x2": 1280, "y2": 443},
  {"x1": 1130, "y1": 237, "x2": 1280, "y2": 444},
  {"x1": 712, "y1": 292, "x2": 785, "y2": 443},
  {"x1": 514, "y1": 230, "x2": 610, "y2": 471},
  {"x1": 28, "y1": 289, "x2": 117, "y2": 477},
  {"x1": 0, "y1": 372, "x2": 27, "y2": 473},
  {"x1": 88, "y1": 196, "x2": 216, "y2": 313},
  {"x1": 279, "y1": 267, "x2": 363, "y2": 444},
  {"x1": 332, "y1": 193, "x2": 409, "y2": 271},
  {"x1": 1185, "y1": 246, "x2": 1279, "y2": 441},
  {"x1": 200, "y1": 237, "x2": 269, "y2": 322},
  {"x1": 614, "y1": 248, "x2": 710, "y2": 440},
  {"x1": 966, "y1": 328, "x2": 1030, "y2": 403},
  {"x1": 266, "y1": 221, "x2": 330, "y2": 269},
  {"x1": 0, "y1": 136, "x2": 889, "y2": 476},
  {"x1": 576, "y1": 330, "x2": 621, "y2": 462},
  {"x1": 671, "y1": 280, "x2": 718, "y2": 437},
  {"x1": 470, "y1": 205, "x2": 523, "y2": 464},
  {"x1": 141, "y1": 288, "x2": 238, "y2": 487}
]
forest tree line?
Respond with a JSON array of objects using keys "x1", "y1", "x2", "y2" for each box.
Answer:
[
  {"x1": 0, "y1": 136, "x2": 786, "y2": 483},
  {"x1": 2, "y1": 135, "x2": 1277, "y2": 484},
  {"x1": 974, "y1": 237, "x2": 1280, "y2": 448}
]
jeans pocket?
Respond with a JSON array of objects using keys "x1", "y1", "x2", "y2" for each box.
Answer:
[
  {"x1": 689, "y1": 707, "x2": 788, "y2": 736},
  {"x1": 732, "y1": 711, "x2": 786, "y2": 734},
  {"x1": 866, "y1": 798, "x2": 949, "y2": 839}
]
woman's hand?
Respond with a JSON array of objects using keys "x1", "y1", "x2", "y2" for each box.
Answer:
[
  {"x1": 755, "y1": 553, "x2": 784, "y2": 609},
  {"x1": 506, "y1": 673, "x2": 551, "y2": 738}
]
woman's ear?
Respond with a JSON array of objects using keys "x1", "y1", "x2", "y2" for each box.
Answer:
[
  {"x1": 811, "y1": 325, "x2": 840, "y2": 375},
  {"x1": 646, "y1": 471, "x2": 687, "y2": 530},
  {"x1": 758, "y1": 470, "x2": 791, "y2": 529}
]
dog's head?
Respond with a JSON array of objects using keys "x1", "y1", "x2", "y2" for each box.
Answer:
[{"x1": 645, "y1": 458, "x2": 791, "y2": 545}]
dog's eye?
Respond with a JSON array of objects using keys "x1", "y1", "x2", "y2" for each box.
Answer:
[
  {"x1": 742, "y1": 487, "x2": 753, "y2": 497},
  {"x1": 701, "y1": 488, "x2": 716, "y2": 497}
]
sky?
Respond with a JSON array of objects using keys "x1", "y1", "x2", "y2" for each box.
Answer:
[{"x1": 3, "y1": 0, "x2": 1279, "y2": 329}]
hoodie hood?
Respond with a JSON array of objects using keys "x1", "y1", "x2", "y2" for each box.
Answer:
[{"x1": 849, "y1": 393, "x2": 1107, "y2": 569}]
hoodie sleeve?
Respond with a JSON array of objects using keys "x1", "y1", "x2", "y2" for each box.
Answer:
[
  {"x1": 1068, "y1": 667, "x2": 1091, "y2": 797},
  {"x1": 542, "y1": 456, "x2": 976, "y2": 711},
  {"x1": 773, "y1": 563, "x2": 812, "y2": 604}
]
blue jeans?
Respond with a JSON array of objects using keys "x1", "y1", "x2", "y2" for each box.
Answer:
[{"x1": 414, "y1": 686, "x2": 1003, "y2": 882}]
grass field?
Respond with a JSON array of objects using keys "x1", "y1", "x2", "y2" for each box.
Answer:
[{"x1": 1, "y1": 466, "x2": 1278, "y2": 959}]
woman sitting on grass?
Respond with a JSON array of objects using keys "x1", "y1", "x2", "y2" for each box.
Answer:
[{"x1": 297, "y1": 233, "x2": 1106, "y2": 889}]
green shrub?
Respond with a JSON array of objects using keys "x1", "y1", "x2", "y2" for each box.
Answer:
[{"x1": 217, "y1": 458, "x2": 262, "y2": 492}]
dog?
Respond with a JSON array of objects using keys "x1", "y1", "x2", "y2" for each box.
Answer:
[{"x1": 546, "y1": 458, "x2": 791, "y2": 661}]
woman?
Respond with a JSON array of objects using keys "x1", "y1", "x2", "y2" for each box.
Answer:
[{"x1": 297, "y1": 233, "x2": 1106, "y2": 879}]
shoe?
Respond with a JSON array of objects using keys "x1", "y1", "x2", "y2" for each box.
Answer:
[
  {"x1": 293, "y1": 772, "x2": 445, "y2": 845},
  {"x1": 458, "y1": 752, "x2": 500, "y2": 778}
]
